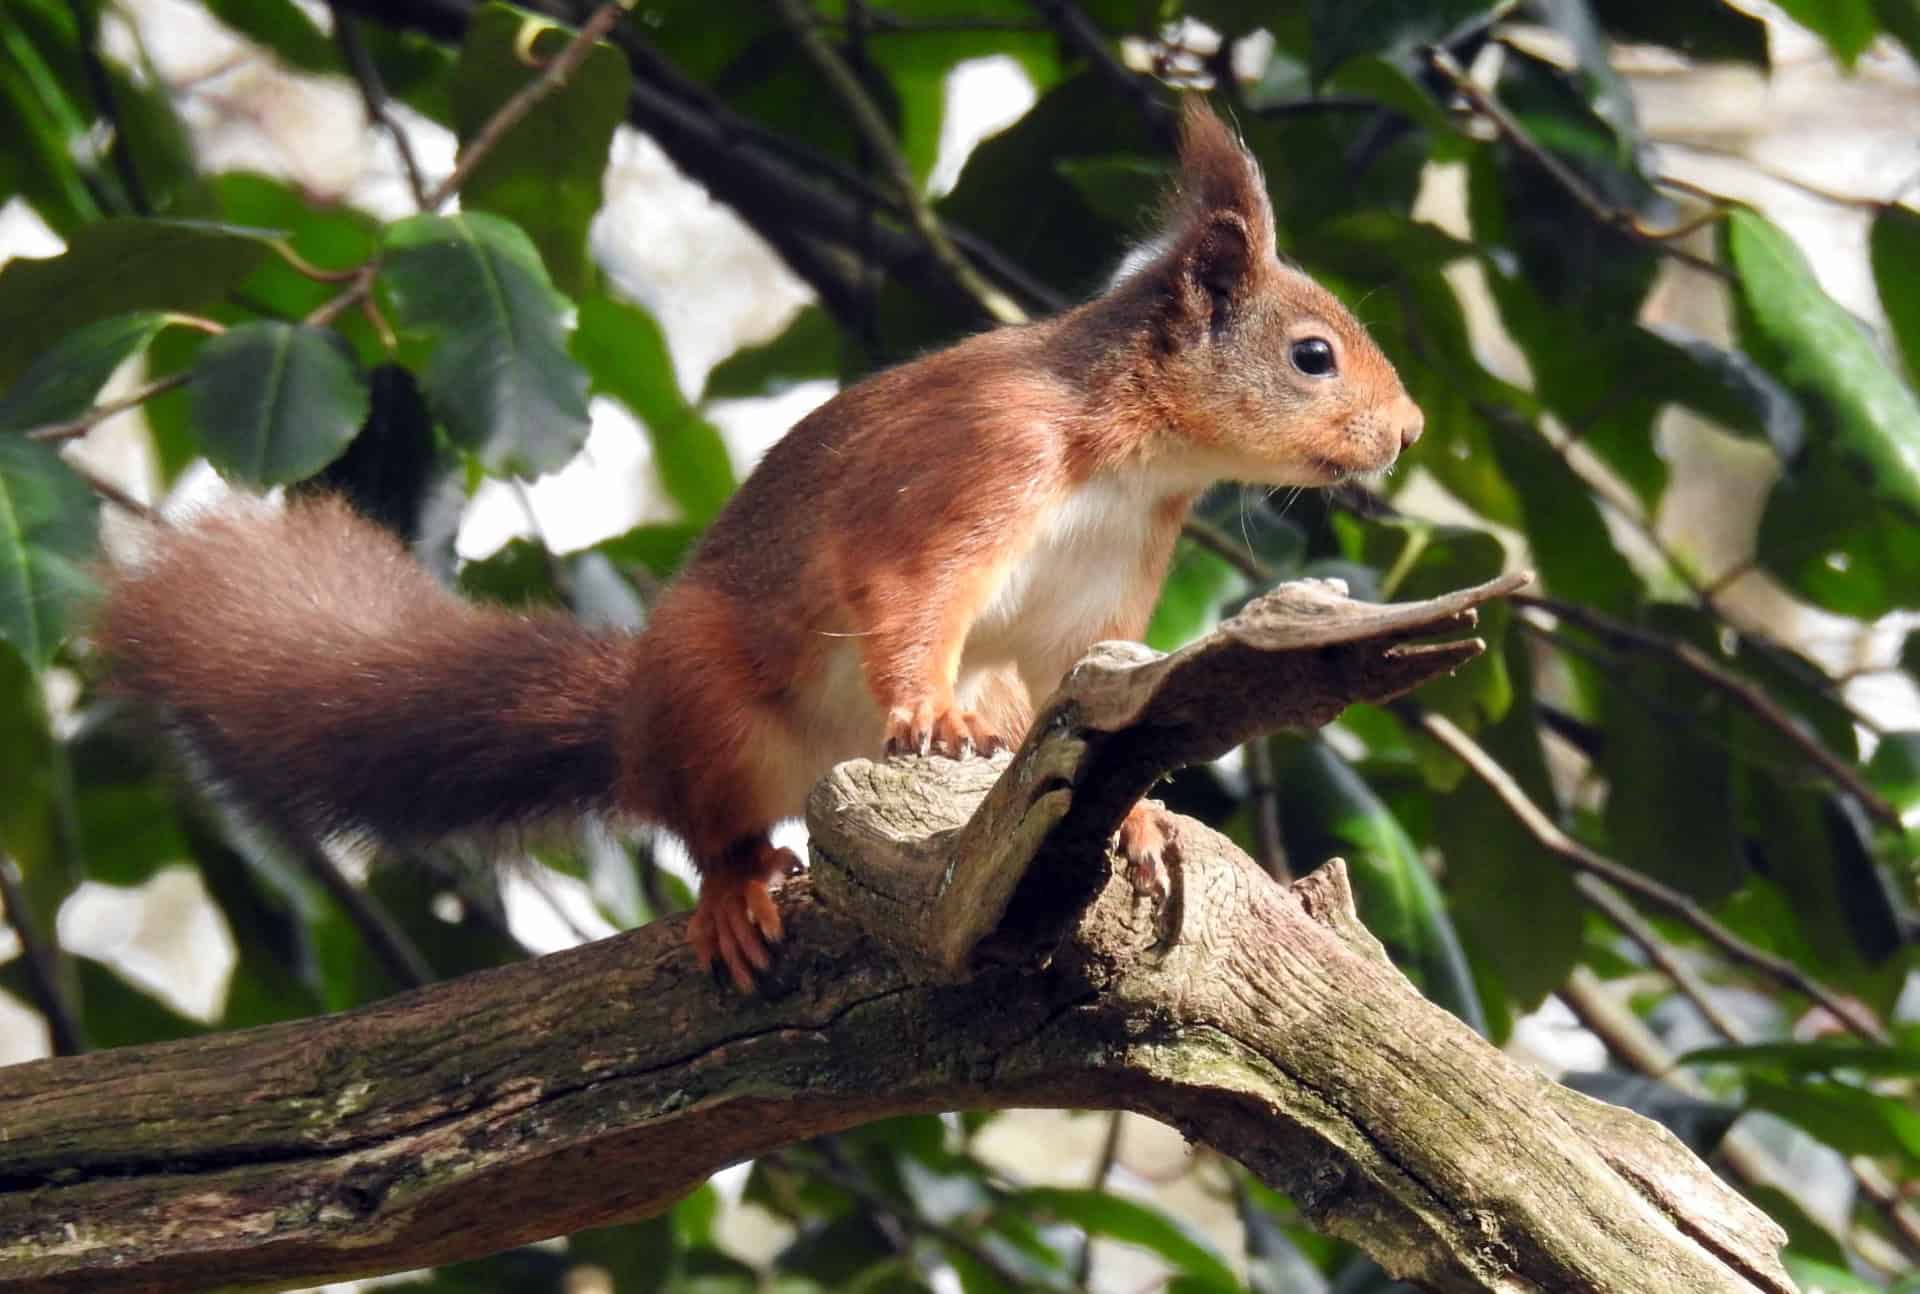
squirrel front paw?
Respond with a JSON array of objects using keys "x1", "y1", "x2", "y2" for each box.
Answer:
[
  {"x1": 884, "y1": 700, "x2": 1007, "y2": 759},
  {"x1": 688, "y1": 845, "x2": 794, "y2": 993}
]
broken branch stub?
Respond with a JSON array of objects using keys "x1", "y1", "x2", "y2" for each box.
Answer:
[{"x1": 808, "y1": 571, "x2": 1531, "y2": 978}]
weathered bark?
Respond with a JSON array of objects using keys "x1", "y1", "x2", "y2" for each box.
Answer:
[{"x1": 0, "y1": 574, "x2": 1791, "y2": 1293}]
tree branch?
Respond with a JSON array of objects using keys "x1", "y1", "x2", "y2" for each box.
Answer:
[{"x1": 0, "y1": 573, "x2": 1792, "y2": 1293}]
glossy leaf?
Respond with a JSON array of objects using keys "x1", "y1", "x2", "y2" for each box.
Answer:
[
  {"x1": 0, "y1": 312, "x2": 166, "y2": 433},
  {"x1": 1589, "y1": 0, "x2": 1768, "y2": 66},
  {"x1": 1871, "y1": 204, "x2": 1920, "y2": 384},
  {"x1": 203, "y1": 0, "x2": 339, "y2": 73},
  {"x1": 0, "y1": 219, "x2": 274, "y2": 387},
  {"x1": 378, "y1": 212, "x2": 591, "y2": 477},
  {"x1": 1731, "y1": 209, "x2": 1920, "y2": 615},
  {"x1": 1306, "y1": 0, "x2": 1492, "y2": 81},
  {"x1": 189, "y1": 321, "x2": 370, "y2": 486},
  {"x1": 450, "y1": 4, "x2": 630, "y2": 298},
  {"x1": 1745, "y1": 1076, "x2": 1920, "y2": 1165},
  {"x1": 0, "y1": 435, "x2": 96, "y2": 668},
  {"x1": 573, "y1": 293, "x2": 735, "y2": 523},
  {"x1": 1015, "y1": 1187, "x2": 1239, "y2": 1291},
  {"x1": 1680, "y1": 1040, "x2": 1920, "y2": 1077}
]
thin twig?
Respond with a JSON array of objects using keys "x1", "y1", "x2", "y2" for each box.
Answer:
[
  {"x1": 424, "y1": 1, "x2": 632, "y2": 211},
  {"x1": 24, "y1": 373, "x2": 192, "y2": 443},
  {"x1": 330, "y1": 3, "x2": 433, "y2": 209},
  {"x1": 63, "y1": 457, "x2": 161, "y2": 523},
  {"x1": 65, "y1": 0, "x2": 150, "y2": 215},
  {"x1": 1514, "y1": 594, "x2": 1902, "y2": 831},
  {"x1": 1572, "y1": 873, "x2": 1748, "y2": 1042},
  {"x1": 1423, "y1": 45, "x2": 1729, "y2": 280},
  {"x1": 1409, "y1": 706, "x2": 1890, "y2": 1044},
  {"x1": 770, "y1": 0, "x2": 1026, "y2": 325},
  {"x1": 0, "y1": 850, "x2": 85, "y2": 1056}
]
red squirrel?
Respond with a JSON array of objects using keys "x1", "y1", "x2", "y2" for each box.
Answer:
[{"x1": 97, "y1": 100, "x2": 1422, "y2": 991}]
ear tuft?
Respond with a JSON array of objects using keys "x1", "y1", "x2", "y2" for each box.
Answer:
[{"x1": 1174, "y1": 97, "x2": 1273, "y2": 243}]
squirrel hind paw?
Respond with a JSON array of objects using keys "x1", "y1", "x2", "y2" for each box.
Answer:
[
  {"x1": 688, "y1": 849, "x2": 793, "y2": 993},
  {"x1": 1117, "y1": 802, "x2": 1176, "y2": 900}
]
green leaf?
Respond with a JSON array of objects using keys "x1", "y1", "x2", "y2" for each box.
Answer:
[
  {"x1": 1745, "y1": 1075, "x2": 1920, "y2": 1165},
  {"x1": 0, "y1": 219, "x2": 275, "y2": 387},
  {"x1": 1015, "y1": 1187, "x2": 1239, "y2": 1292},
  {"x1": 75, "y1": 956, "x2": 205, "y2": 1049},
  {"x1": 188, "y1": 322, "x2": 370, "y2": 487},
  {"x1": 1876, "y1": 0, "x2": 1920, "y2": 62},
  {"x1": 1680, "y1": 1040, "x2": 1920, "y2": 1077},
  {"x1": 1589, "y1": 0, "x2": 1768, "y2": 66},
  {"x1": 212, "y1": 173, "x2": 381, "y2": 332},
  {"x1": 1598, "y1": 660, "x2": 1744, "y2": 904},
  {"x1": 203, "y1": 0, "x2": 339, "y2": 74},
  {"x1": 450, "y1": 3, "x2": 631, "y2": 298},
  {"x1": 1307, "y1": 0, "x2": 1492, "y2": 82},
  {"x1": 0, "y1": 312, "x2": 166, "y2": 433},
  {"x1": 1771, "y1": 0, "x2": 1878, "y2": 66},
  {"x1": 1729, "y1": 210, "x2": 1920, "y2": 615},
  {"x1": 378, "y1": 212, "x2": 590, "y2": 476},
  {"x1": 573, "y1": 293, "x2": 735, "y2": 523},
  {"x1": 704, "y1": 305, "x2": 845, "y2": 399},
  {"x1": 1871, "y1": 204, "x2": 1920, "y2": 384},
  {"x1": 0, "y1": 435, "x2": 96, "y2": 668},
  {"x1": 1731, "y1": 210, "x2": 1920, "y2": 506},
  {"x1": 1278, "y1": 740, "x2": 1487, "y2": 1031}
]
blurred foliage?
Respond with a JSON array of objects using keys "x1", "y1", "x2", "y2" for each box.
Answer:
[{"x1": 2, "y1": 0, "x2": 1919, "y2": 1288}]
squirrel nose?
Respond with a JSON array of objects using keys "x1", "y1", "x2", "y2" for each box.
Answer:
[{"x1": 1393, "y1": 396, "x2": 1424, "y2": 451}]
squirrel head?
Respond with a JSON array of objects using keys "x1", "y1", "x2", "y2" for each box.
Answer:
[{"x1": 1118, "y1": 98, "x2": 1423, "y2": 485}]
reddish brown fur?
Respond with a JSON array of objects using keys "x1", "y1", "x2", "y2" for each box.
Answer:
[{"x1": 96, "y1": 99, "x2": 1422, "y2": 992}]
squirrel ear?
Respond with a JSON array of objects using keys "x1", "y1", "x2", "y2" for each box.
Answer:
[
  {"x1": 1173, "y1": 98, "x2": 1274, "y2": 259},
  {"x1": 1187, "y1": 211, "x2": 1256, "y2": 313},
  {"x1": 1156, "y1": 98, "x2": 1273, "y2": 332}
]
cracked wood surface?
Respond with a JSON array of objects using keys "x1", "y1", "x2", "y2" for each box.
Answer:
[{"x1": 0, "y1": 575, "x2": 1791, "y2": 1292}]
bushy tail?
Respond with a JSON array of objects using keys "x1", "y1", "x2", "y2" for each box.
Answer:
[{"x1": 97, "y1": 495, "x2": 637, "y2": 844}]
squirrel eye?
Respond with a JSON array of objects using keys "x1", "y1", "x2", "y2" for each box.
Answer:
[{"x1": 1290, "y1": 337, "x2": 1336, "y2": 377}]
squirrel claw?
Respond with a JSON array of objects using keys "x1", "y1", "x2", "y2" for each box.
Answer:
[
  {"x1": 885, "y1": 702, "x2": 1006, "y2": 760},
  {"x1": 688, "y1": 854, "x2": 791, "y2": 993}
]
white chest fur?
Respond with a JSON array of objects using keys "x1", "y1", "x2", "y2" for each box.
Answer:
[{"x1": 965, "y1": 462, "x2": 1194, "y2": 684}]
